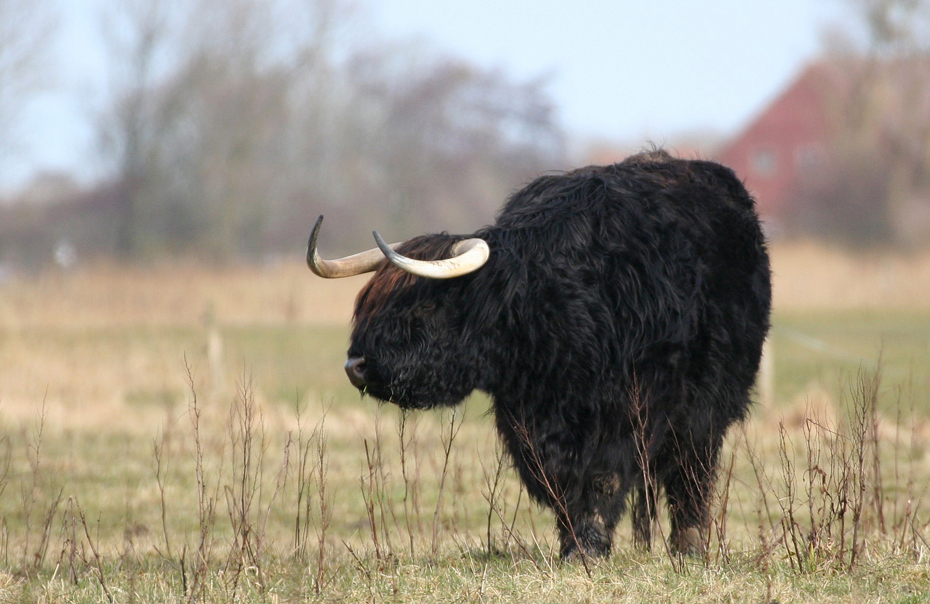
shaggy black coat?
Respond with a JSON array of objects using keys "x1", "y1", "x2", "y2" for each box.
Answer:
[{"x1": 347, "y1": 150, "x2": 772, "y2": 557}]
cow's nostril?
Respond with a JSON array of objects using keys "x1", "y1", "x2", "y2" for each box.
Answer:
[{"x1": 345, "y1": 356, "x2": 367, "y2": 388}]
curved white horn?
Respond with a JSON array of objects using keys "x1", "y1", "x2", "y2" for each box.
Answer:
[
  {"x1": 306, "y1": 216, "x2": 401, "y2": 278},
  {"x1": 373, "y1": 230, "x2": 490, "y2": 279}
]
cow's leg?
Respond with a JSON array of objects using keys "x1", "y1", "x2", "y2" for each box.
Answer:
[
  {"x1": 557, "y1": 505, "x2": 617, "y2": 559},
  {"x1": 630, "y1": 482, "x2": 658, "y2": 550},
  {"x1": 558, "y1": 478, "x2": 625, "y2": 560},
  {"x1": 497, "y1": 411, "x2": 626, "y2": 560},
  {"x1": 558, "y1": 511, "x2": 611, "y2": 559},
  {"x1": 662, "y1": 433, "x2": 721, "y2": 556}
]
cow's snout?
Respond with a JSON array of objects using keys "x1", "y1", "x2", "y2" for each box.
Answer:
[{"x1": 345, "y1": 356, "x2": 367, "y2": 388}]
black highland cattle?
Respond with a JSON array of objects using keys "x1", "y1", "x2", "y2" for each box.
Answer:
[{"x1": 307, "y1": 150, "x2": 772, "y2": 558}]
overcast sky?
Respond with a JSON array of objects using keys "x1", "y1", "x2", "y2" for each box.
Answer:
[{"x1": 2, "y1": 0, "x2": 846, "y2": 191}]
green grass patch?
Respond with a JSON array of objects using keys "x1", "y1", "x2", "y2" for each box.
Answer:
[
  {"x1": 0, "y1": 310, "x2": 929, "y2": 602},
  {"x1": 771, "y1": 310, "x2": 930, "y2": 414}
]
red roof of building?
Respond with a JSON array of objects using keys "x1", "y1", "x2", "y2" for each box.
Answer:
[{"x1": 716, "y1": 63, "x2": 844, "y2": 225}]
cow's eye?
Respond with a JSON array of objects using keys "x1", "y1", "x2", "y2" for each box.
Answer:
[{"x1": 413, "y1": 301, "x2": 436, "y2": 319}]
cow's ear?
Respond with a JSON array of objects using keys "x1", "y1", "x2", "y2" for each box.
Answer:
[{"x1": 463, "y1": 248, "x2": 526, "y2": 329}]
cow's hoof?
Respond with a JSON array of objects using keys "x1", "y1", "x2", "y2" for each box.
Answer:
[
  {"x1": 560, "y1": 547, "x2": 606, "y2": 565},
  {"x1": 670, "y1": 527, "x2": 704, "y2": 556},
  {"x1": 561, "y1": 547, "x2": 582, "y2": 563}
]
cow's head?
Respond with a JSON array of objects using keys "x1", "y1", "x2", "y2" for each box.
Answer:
[{"x1": 307, "y1": 216, "x2": 490, "y2": 409}]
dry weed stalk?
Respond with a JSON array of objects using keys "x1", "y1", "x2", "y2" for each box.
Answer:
[
  {"x1": 293, "y1": 398, "x2": 313, "y2": 556},
  {"x1": 740, "y1": 423, "x2": 783, "y2": 571},
  {"x1": 343, "y1": 540, "x2": 375, "y2": 602},
  {"x1": 313, "y1": 415, "x2": 332, "y2": 593},
  {"x1": 480, "y1": 439, "x2": 508, "y2": 557},
  {"x1": 628, "y1": 379, "x2": 678, "y2": 570},
  {"x1": 432, "y1": 408, "x2": 463, "y2": 557},
  {"x1": 0, "y1": 438, "x2": 9, "y2": 568},
  {"x1": 153, "y1": 429, "x2": 173, "y2": 560},
  {"x1": 0, "y1": 419, "x2": 10, "y2": 568},
  {"x1": 774, "y1": 406, "x2": 856, "y2": 572},
  {"x1": 360, "y1": 440, "x2": 380, "y2": 559},
  {"x1": 223, "y1": 371, "x2": 293, "y2": 594},
  {"x1": 293, "y1": 398, "x2": 333, "y2": 594},
  {"x1": 359, "y1": 415, "x2": 401, "y2": 594},
  {"x1": 848, "y1": 366, "x2": 880, "y2": 570},
  {"x1": 76, "y1": 502, "x2": 115, "y2": 604},
  {"x1": 777, "y1": 420, "x2": 805, "y2": 571},
  {"x1": 397, "y1": 409, "x2": 422, "y2": 558},
  {"x1": 893, "y1": 377, "x2": 930, "y2": 557},
  {"x1": 712, "y1": 445, "x2": 737, "y2": 566},
  {"x1": 745, "y1": 362, "x2": 930, "y2": 575},
  {"x1": 19, "y1": 397, "x2": 63, "y2": 576},
  {"x1": 184, "y1": 357, "x2": 218, "y2": 603},
  {"x1": 224, "y1": 373, "x2": 264, "y2": 590},
  {"x1": 480, "y1": 442, "x2": 538, "y2": 568},
  {"x1": 56, "y1": 497, "x2": 85, "y2": 587},
  {"x1": 360, "y1": 434, "x2": 388, "y2": 565},
  {"x1": 507, "y1": 413, "x2": 591, "y2": 576}
]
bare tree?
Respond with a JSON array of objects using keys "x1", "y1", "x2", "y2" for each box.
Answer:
[
  {"x1": 96, "y1": 0, "x2": 352, "y2": 260},
  {"x1": 93, "y1": 0, "x2": 563, "y2": 260},
  {"x1": 294, "y1": 45, "x2": 564, "y2": 251},
  {"x1": 0, "y1": 0, "x2": 56, "y2": 166},
  {"x1": 795, "y1": 0, "x2": 930, "y2": 248},
  {"x1": 97, "y1": 0, "x2": 187, "y2": 257},
  {"x1": 850, "y1": 0, "x2": 930, "y2": 54}
]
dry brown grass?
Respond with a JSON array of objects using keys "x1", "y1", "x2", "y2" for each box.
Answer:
[
  {"x1": 771, "y1": 240, "x2": 930, "y2": 311},
  {"x1": 0, "y1": 242, "x2": 927, "y2": 432},
  {"x1": 0, "y1": 245, "x2": 929, "y2": 602},
  {"x1": 0, "y1": 260, "x2": 368, "y2": 329},
  {"x1": 1, "y1": 241, "x2": 929, "y2": 333}
]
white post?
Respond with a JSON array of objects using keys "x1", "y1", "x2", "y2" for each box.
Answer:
[
  {"x1": 758, "y1": 336, "x2": 774, "y2": 409},
  {"x1": 204, "y1": 301, "x2": 223, "y2": 395}
]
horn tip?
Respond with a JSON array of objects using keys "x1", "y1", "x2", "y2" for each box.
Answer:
[
  {"x1": 372, "y1": 230, "x2": 392, "y2": 255},
  {"x1": 307, "y1": 215, "x2": 326, "y2": 272}
]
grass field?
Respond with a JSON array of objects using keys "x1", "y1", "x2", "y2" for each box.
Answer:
[{"x1": 1, "y1": 242, "x2": 929, "y2": 603}]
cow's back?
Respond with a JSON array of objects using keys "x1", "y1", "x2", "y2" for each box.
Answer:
[{"x1": 485, "y1": 151, "x2": 770, "y2": 420}]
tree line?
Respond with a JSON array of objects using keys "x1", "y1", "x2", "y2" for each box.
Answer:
[
  {"x1": 1, "y1": 0, "x2": 564, "y2": 264},
  {"x1": 3, "y1": 0, "x2": 930, "y2": 266}
]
